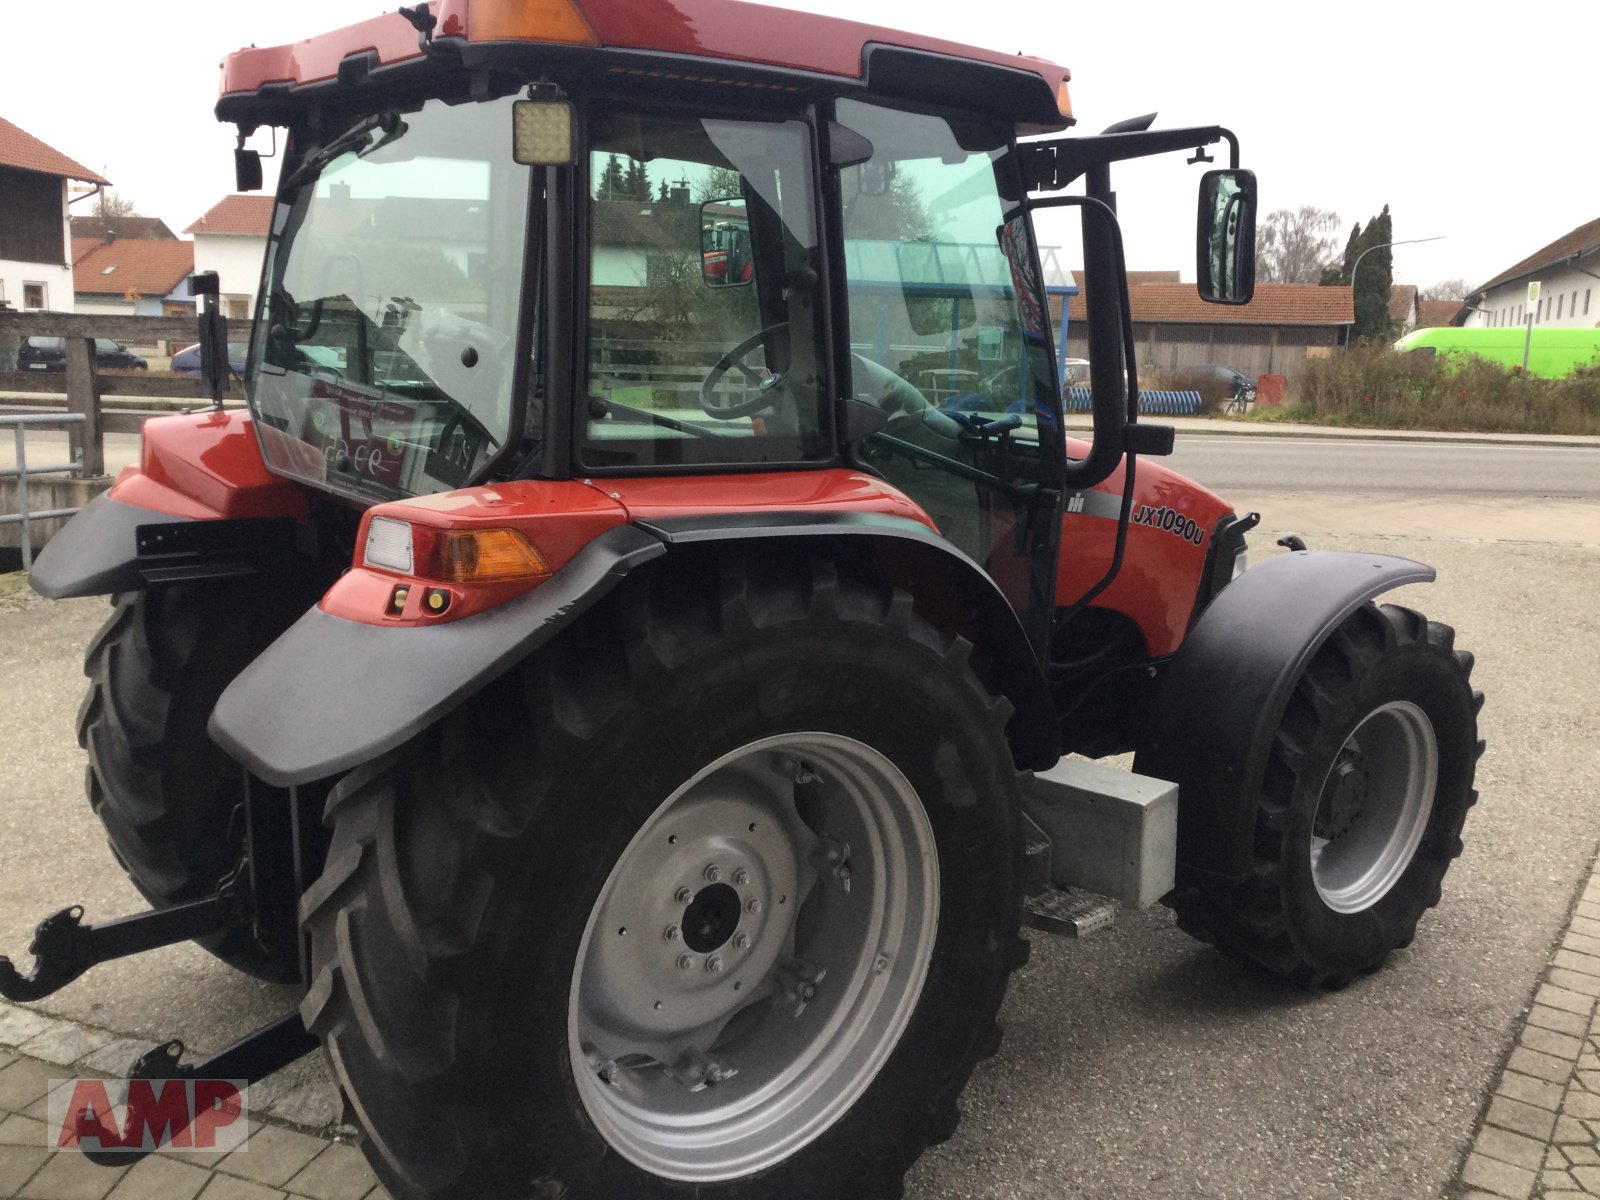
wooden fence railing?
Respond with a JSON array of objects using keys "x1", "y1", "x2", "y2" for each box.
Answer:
[{"x1": 0, "y1": 312, "x2": 251, "y2": 476}]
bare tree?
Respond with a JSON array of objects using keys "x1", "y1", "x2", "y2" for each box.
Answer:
[
  {"x1": 1423, "y1": 277, "x2": 1473, "y2": 301},
  {"x1": 1256, "y1": 206, "x2": 1342, "y2": 284}
]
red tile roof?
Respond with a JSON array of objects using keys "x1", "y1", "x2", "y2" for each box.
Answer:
[
  {"x1": 1051, "y1": 283, "x2": 1354, "y2": 327},
  {"x1": 1388, "y1": 284, "x2": 1418, "y2": 323},
  {"x1": 1417, "y1": 299, "x2": 1465, "y2": 328},
  {"x1": 71, "y1": 238, "x2": 195, "y2": 298},
  {"x1": 1473, "y1": 217, "x2": 1600, "y2": 295},
  {"x1": 0, "y1": 115, "x2": 108, "y2": 184},
  {"x1": 185, "y1": 195, "x2": 275, "y2": 236}
]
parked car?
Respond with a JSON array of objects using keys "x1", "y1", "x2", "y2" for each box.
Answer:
[
  {"x1": 17, "y1": 336, "x2": 148, "y2": 371},
  {"x1": 170, "y1": 341, "x2": 249, "y2": 375}
]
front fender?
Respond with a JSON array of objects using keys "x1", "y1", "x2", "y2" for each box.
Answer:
[
  {"x1": 211, "y1": 512, "x2": 1060, "y2": 788},
  {"x1": 1131, "y1": 549, "x2": 1436, "y2": 886}
]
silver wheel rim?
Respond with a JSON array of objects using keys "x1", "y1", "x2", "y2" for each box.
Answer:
[
  {"x1": 1310, "y1": 700, "x2": 1438, "y2": 913},
  {"x1": 567, "y1": 733, "x2": 940, "y2": 1182}
]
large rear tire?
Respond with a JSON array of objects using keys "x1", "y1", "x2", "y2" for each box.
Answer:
[
  {"x1": 1169, "y1": 602, "x2": 1483, "y2": 987},
  {"x1": 299, "y1": 554, "x2": 1027, "y2": 1200},
  {"x1": 78, "y1": 583, "x2": 313, "y2": 982}
]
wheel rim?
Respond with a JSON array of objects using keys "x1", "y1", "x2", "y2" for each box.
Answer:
[
  {"x1": 567, "y1": 733, "x2": 940, "y2": 1182},
  {"x1": 1310, "y1": 700, "x2": 1438, "y2": 913}
]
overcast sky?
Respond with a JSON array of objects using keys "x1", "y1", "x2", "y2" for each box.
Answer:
[{"x1": 5, "y1": 0, "x2": 1594, "y2": 295}]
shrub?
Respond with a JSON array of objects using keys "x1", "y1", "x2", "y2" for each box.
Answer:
[{"x1": 1262, "y1": 344, "x2": 1600, "y2": 435}]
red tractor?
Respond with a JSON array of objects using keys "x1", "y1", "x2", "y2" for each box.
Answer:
[{"x1": 7, "y1": 1, "x2": 1481, "y2": 1196}]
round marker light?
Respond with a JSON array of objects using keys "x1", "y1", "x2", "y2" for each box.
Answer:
[{"x1": 424, "y1": 589, "x2": 452, "y2": 615}]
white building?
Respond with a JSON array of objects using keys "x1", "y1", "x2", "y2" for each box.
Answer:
[
  {"x1": 185, "y1": 195, "x2": 274, "y2": 320},
  {"x1": 0, "y1": 115, "x2": 109, "y2": 314},
  {"x1": 1463, "y1": 217, "x2": 1600, "y2": 330}
]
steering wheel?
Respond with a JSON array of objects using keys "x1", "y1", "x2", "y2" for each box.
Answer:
[{"x1": 699, "y1": 324, "x2": 788, "y2": 420}]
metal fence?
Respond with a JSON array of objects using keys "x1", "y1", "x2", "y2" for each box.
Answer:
[{"x1": 1, "y1": 413, "x2": 85, "y2": 569}]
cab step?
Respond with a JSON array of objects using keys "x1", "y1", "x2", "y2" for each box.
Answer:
[{"x1": 1024, "y1": 887, "x2": 1119, "y2": 937}]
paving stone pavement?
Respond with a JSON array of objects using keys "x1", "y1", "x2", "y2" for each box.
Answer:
[
  {"x1": 1452, "y1": 857, "x2": 1600, "y2": 1200},
  {"x1": 8, "y1": 857, "x2": 1600, "y2": 1198},
  {"x1": 0, "y1": 1005, "x2": 389, "y2": 1200}
]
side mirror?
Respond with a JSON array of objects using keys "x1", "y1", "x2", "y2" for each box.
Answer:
[
  {"x1": 189, "y1": 271, "x2": 228, "y2": 408},
  {"x1": 1196, "y1": 169, "x2": 1257, "y2": 305},
  {"x1": 235, "y1": 148, "x2": 263, "y2": 192},
  {"x1": 701, "y1": 197, "x2": 752, "y2": 287}
]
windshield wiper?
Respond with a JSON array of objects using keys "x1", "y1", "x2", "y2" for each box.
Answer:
[{"x1": 281, "y1": 112, "x2": 406, "y2": 192}]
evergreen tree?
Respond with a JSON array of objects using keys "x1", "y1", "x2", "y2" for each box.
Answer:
[
  {"x1": 1351, "y1": 204, "x2": 1394, "y2": 341},
  {"x1": 597, "y1": 154, "x2": 627, "y2": 200},
  {"x1": 1321, "y1": 223, "x2": 1361, "y2": 286},
  {"x1": 624, "y1": 159, "x2": 652, "y2": 201}
]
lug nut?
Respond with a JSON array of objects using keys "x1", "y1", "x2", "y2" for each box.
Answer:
[
  {"x1": 677, "y1": 954, "x2": 696, "y2": 971},
  {"x1": 704, "y1": 865, "x2": 723, "y2": 884},
  {"x1": 733, "y1": 869, "x2": 750, "y2": 886},
  {"x1": 706, "y1": 955, "x2": 725, "y2": 974},
  {"x1": 675, "y1": 887, "x2": 693, "y2": 905},
  {"x1": 734, "y1": 933, "x2": 751, "y2": 951},
  {"x1": 664, "y1": 925, "x2": 681, "y2": 942},
  {"x1": 746, "y1": 897, "x2": 763, "y2": 915}
]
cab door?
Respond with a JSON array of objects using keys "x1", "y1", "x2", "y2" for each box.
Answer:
[{"x1": 833, "y1": 97, "x2": 1065, "y2": 655}]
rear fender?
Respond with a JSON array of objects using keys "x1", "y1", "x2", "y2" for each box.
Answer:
[
  {"x1": 1131, "y1": 549, "x2": 1436, "y2": 886},
  {"x1": 28, "y1": 410, "x2": 307, "y2": 600},
  {"x1": 210, "y1": 512, "x2": 1059, "y2": 788}
]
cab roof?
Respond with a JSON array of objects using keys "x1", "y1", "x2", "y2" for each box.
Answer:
[{"x1": 218, "y1": 0, "x2": 1073, "y2": 130}]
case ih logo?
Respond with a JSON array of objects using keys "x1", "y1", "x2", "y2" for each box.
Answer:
[{"x1": 46, "y1": 1078, "x2": 248, "y2": 1154}]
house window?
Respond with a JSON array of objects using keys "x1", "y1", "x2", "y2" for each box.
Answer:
[
  {"x1": 1573, "y1": 291, "x2": 1579, "y2": 319},
  {"x1": 1557, "y1": 295, "x2": 1564, "y2": 320},
  {"x1": 226, "y1": 297, "x2": 249, "y2": 320},
  {"x1": 1537, "y1": 299, "x2": 1544, "y2": 322},
  {"x1": 1586, "y1": 289, "x2": 1592, "y2": 316},
  {"x1": 23, "y1": 282, "x2": 45, "y2": 309}
]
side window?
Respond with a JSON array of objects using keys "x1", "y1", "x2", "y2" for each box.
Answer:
[
  {"x1": 834, "y1": 97, "x2": 1059, "y2": 572},
  {"x1": 582, "y1": 111, "x2": 826, "y2": 469},
  {"x1": 836, "y1": 99, "x2": 1057, "y2": 434}
]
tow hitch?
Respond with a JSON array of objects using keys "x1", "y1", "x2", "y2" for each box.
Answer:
[{"x1": 0, "y1": 876, "x2": 249, "y2": 1002}]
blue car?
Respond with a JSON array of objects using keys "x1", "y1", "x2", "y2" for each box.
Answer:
[{"x1": 170, "y1": 341, "x2": 248, "y2": 375}]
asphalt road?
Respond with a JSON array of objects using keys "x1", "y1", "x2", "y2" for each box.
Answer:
[
  {"x1": 1, "y1": 446, "x2": 1598, "y2": 1198},
  {"x1": 1169, "y1": 436, "x2": 1600, "y2": 499}
]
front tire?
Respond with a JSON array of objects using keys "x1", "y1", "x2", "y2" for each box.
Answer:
[
  {"x1": 1170, "y1": 602, "x2": 1482, "y2": 987},
  {"x1": 300, "y1": 555, "x2": 1026, "y2": 1200}
]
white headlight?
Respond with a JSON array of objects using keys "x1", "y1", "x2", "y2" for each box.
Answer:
[{"x1": 364, "y1": 517, "x2": 414, "y2": 574}]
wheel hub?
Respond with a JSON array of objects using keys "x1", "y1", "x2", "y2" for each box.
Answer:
[
  {"x1": 568, "y1": 733, "x2": 939, "y2": 1183},
  {"x1": 1310, "y1": 701, "x2": 1438, "y2": 914},
  {"x1": 682, "y1": 884, "x2": 741, "y2": 953}
]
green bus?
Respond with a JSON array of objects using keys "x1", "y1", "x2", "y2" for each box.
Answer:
[{"x1": 1393, "y1": 326, "x2": 1600, "y2": 378}]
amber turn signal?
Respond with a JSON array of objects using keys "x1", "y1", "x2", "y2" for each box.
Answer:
[
  {"x1": 441, "y1": 528, "x2": 551, "y2": 583},
  {"x1": 466, "y1": 0, "x2": 598, "y2": 45}
]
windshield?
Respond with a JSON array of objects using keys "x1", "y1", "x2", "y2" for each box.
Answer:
[{"x1": 248, "y1": 94, "x2": 536, "y2": 502}]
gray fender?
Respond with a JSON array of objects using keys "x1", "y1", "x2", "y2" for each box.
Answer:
[
  {"x1": 1131, "y1": 549, "x2": 1436, "y2": 886},
  {"x1": 28, "y1": 494, "x2": 192, "y2": 599},
  {"x1": 210, "y1": 512, "x2": 1059, "y2": 788},
  {"x1": 29, "y1": 492, "x2": 295, "y2": 599}
]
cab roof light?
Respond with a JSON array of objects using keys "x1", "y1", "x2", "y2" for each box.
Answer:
[{"x1": 466, "y1": 0, "x2": 598, "y2": 46}]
